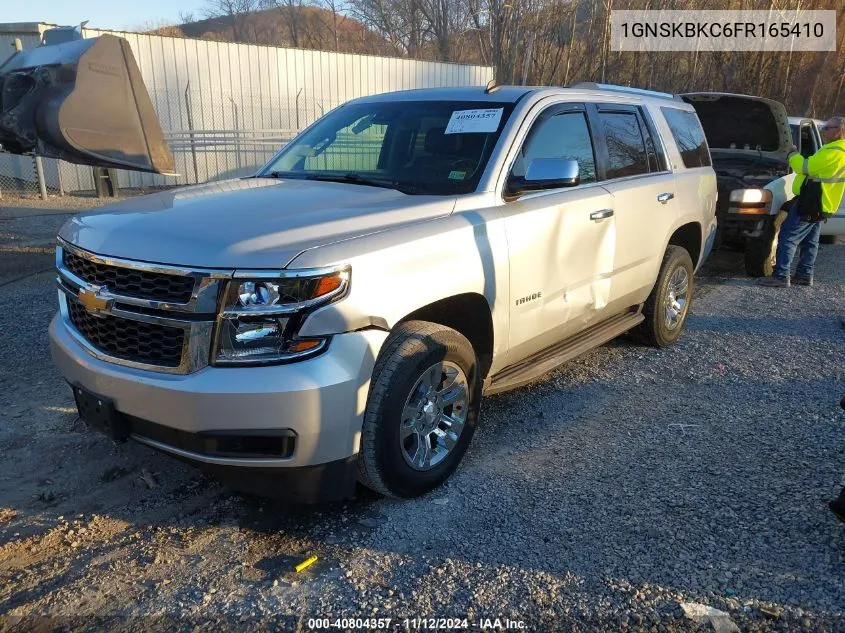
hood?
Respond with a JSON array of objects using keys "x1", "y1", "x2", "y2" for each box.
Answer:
[
  {"x1": 60, "y1": 178, "x2": 456, "y2": 269},
  {"x1": 681, "y1": 93, "x2": 792, "y2": 160}
]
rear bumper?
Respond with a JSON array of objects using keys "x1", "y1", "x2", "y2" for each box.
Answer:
[{"x1": 50, "y1": 314, "x2": 388, "y2": 500}]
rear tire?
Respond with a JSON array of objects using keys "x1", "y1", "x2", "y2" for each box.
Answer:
[
  {"x1": 357, "y1": 321, "x2": 481, "y2": 498},
  {"x1": 637, "y1": 246, "x2": 694, "y2": 347}
]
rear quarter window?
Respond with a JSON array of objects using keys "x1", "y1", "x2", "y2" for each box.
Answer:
[{"x1": 661, "y1": 107, "x2": 712, "y2": 168}]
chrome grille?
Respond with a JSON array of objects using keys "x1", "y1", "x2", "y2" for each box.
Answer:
[
  {"x1": 63, "y1": 250, "x2": 195, "y2": 304},
  {"x1": 57, "y1": 240, "x2": 229, "y2": 374},
  {"x1": 67, "y1": 301, "x2": 186, "y2": 368}
]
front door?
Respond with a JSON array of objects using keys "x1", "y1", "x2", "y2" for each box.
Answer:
[{"x1": 502, "y1": 104, "x2": 616, "y2": 366}]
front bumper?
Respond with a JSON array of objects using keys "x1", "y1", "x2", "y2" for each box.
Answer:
[
  {"x1": 50, "y1": 314, "x2": 388, "y2": 500},
  {"x1": 716, "y1": 210, "x2": 772, "y2": 240}
]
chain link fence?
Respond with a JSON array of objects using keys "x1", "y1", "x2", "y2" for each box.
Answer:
[{"x1": 0, "y1": 152, "x2": 44, "y2": 200}]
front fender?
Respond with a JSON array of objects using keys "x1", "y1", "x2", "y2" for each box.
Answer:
[
  {"x1": 291, "y1": 210, "x2": 510, "y2": 362},
  {"x1": 766, "y1": 173, "x2": 796, "y2": 214}
]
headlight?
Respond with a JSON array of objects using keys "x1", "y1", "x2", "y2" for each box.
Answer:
[
  {"x1": 729, "y1": 188, "x2": 772, "y2": 205},
  {"x1": 214, "y1": 267, "x2": 349, "y2": 365}
]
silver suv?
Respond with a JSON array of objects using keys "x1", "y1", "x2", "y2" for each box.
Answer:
[{"x1": 50, "y1": 84, "x2": 717, "y2": 502}]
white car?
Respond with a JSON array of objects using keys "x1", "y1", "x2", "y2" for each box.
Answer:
[{"x1": 789, "y1": 117, "x2": 845, "y2": 243}]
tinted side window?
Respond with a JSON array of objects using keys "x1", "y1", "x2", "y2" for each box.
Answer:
[
  {"x1": 513, "y1": 111, "x2": 597, "y2": 183},
  {"x1": 800, "y1": 127, "x2": 814, "y2": 157},
  {"x1": 661, "y1": 107, "x2": 712, "y2": 168},
  {"x1": 599, "y1": 112, "x2": 649, "y2": 179},
  {"x1": 790, "y1": 124, "x2": 815, "y2": 158}
]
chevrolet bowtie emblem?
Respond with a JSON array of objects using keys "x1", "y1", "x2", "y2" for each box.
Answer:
[{"x1": 78, "y1": 286, "x2": 113, "y2": 315}]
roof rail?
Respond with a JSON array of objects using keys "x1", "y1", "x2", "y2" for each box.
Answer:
[{"x1": 568, "y1": 82, "x2": 683, "y2": 102}]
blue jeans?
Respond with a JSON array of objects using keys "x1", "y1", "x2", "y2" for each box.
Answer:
[{"x1": 773, "y1": 202, "x2": 821, "y2": 280}]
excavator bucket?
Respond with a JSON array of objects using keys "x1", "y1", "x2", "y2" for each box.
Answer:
[{"x1": 0, "y1": 33, "x2": 174, "y2": 174}]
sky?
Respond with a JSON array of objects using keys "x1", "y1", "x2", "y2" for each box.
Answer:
[{"x1": 4, "y1": 0, "x2": 208, "y2": 32}]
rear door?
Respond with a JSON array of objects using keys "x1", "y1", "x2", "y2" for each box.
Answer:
[
  {"x1": 658, "y1": 105, "x2": 717, "y2": 265},
  {"x1": 587, "y1": 103, "x2": 679, "y2": 309}
]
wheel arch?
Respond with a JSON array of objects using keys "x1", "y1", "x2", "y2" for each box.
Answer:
[
  {"x1": 667, "y1": 221, "x2": 703, "y2": 268},
  {"x1": 397, "y1": 293, "x2": 495, "y2": 380}
]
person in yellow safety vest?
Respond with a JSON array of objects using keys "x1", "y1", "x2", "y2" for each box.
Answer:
[{"x1": 759, "y1": 116, "x2": 845, "y2": 287}]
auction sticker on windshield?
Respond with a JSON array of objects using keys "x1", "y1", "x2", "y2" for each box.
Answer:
[{"x1": 445, "y1": 108, "x2": 503, "y2": 134}]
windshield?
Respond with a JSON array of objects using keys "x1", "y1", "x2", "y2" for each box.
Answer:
[{"x1": 260, "y1": 100, "x2": 515, "y2": 195}]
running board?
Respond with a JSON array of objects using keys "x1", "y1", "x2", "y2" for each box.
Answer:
[{"x1": 485, "y1": 310, "x2": 644, "y2": 395}]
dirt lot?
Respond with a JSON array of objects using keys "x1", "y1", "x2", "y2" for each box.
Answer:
[{"x1": 1, "y1": 201, "x2": 844, "y2": 632}]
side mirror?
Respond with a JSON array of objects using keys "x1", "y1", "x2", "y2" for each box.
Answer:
[
  {"x1": 799, "y1": 118, "x2": 816, "y2": 156},
  {"x1": 508, "y1": 158, "x2": 579, "y2": 196}
]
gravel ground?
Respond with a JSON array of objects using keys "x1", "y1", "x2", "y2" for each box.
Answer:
[
  {"x1": 0, "y1": 206, "x2": 843, "y2": 632},
  {"x1": 0, "y1": 190, "x2": 167, "y2": 211}
]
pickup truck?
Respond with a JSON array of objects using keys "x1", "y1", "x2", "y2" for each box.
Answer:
[
  {"x1": 681, "y1": 93, "x2": 795, "y2": 276},
  {"x1": 49, "y1": 84, "x2": 717, "y2": 502}
]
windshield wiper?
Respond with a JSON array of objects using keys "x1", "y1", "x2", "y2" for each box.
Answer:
[
  {"x1": 265, "y1": 171, "x2": 307, "y2": 179},
  {"x1": 304, "y1": 173, "x2": 412, "y2": 192},
  {"x1": 266, "y1": 171, "x2": 415, "y2": 194}
]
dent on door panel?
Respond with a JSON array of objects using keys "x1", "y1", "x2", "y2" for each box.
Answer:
[{"x1": 504, "y1": 186, "x2": 616, "y2": 364}]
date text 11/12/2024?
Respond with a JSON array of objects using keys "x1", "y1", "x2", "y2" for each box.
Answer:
[{"x1": 306, "y1": 617, "x2": 526, "y2": 630}]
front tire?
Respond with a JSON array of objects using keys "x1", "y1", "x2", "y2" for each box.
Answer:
[
  {"x1": 638, "y1": 246, "x2": 694, "y2": 347},
  {"x1": 357, "y1": 321, "x2": 481, "y2": 498}
]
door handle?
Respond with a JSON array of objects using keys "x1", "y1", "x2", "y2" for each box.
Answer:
[
  {"x1": 590, "y1": 209, "x2": 614, "y2": 221},
  {"x1": 657, "y1": 192, "x2": 675, "y2": 203}
]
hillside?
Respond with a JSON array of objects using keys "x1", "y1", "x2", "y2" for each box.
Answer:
[{"x1": 149, "y1": 6, "x2": 398, "y2": 57}]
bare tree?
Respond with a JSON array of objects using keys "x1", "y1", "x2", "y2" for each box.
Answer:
[
  {"x1": 261, "y1": 0, "x2": 309, "y2": 47},
  {"x1": 189, "y1": 0, "x2": 845, "y2": 117},
  {"x1": 350, "y1": 0, "x2": 428, "y2": 57},
  {"x1": 599, "y1": 0, "x2": 612, "y2": 83},
  {"x1": 203, "y1": 0, "x2": 261, "y2": 41},
  {"x1": 417, "y1": 0, "x2": 472, "y2": 61},
  {"x1": 316, "y1": 0, "x2": 350, "y2": 51}
]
